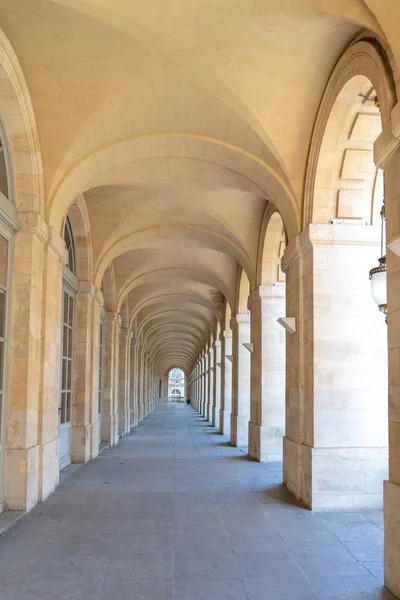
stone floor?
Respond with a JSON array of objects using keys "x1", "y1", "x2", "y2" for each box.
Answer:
[{"x1": 0, "y1": 403, "x2": 394, "y2": 600}]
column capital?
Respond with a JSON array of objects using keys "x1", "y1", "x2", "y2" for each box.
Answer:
[
  {"x1": 374, "y1": 118, "x2": 400, "y2": 169},
  {"x1": 105, "y1": 310, "x2": 119, "y2": 324},
  {"x1": 247, "y1": 284, "x2": 285, "y2": 309},
  {"x1": 230, "y1": 313, "x2": 250, "y2": 328},
  {"x1": 213, "y1": 340, "x2": 222, "y2": 349},
  {"x1": 220, "y1": 329, "x2": 232, "y2": 341}
]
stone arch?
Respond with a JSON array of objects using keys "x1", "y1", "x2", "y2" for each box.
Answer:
[
  {"x1": 47, "y1": 134, "x2": 300, "y2": 242},
  {"x1": 303, "y1": 36, "x2": 397, "y2": 227},
  {"x1": 101, "y1": 264, "x2": 116, "y2": 312},
  {"x1": 256, "y1": 204, "x2": 287, "y2": 288},
  {"x1": 0, "y1": 27, "x2": 44, "y2": 215},
  {"x1": 65, "y1": 196, "x2": 93, "y2": 283},
  {"x1": 236, "y1": 268, "x2": 251, "y2": 315}
]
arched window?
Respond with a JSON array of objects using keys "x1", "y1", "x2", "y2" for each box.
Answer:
[{"x1": 64, "y1": 217, "x2": 76, "y2": 274}]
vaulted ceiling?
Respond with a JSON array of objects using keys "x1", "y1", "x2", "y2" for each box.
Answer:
[{"x1": 0, "y1": 0, "x2": 389, "y2": 373}]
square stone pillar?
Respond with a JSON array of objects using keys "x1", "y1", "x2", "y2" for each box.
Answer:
[
  {"x1": 72, "y1": 281, "x2": 101, "y2": 464},
  {"x1": 248, "y1": 285, "x2": 285, "y2": 463},
  {"x1": 142, "y1": 351, "x2": 149, "y2": 417},
  {"x1": 202, "y1": 353, "x2": 208, "y2": 417},
  {"x1": 283, "y1": 224, "x2": 388, "y2": 510},
  {"x1": 129, "y1": 336, "x2": 136, "y2": 428},
  {"x1": 212, "y1": 340, "x2": 221, "y2": 428},
  {"x1": 101, "y1": 312, "x2": 120, "y2": 446},
  {"x1": 380, "y1": 141, "x2": 400, "y2": 598},
  {"x1": 219, "y1": 330, "x2": 232, "y2": 436},
  {"x1": 207, "y1": 347, "x2": 214, "y2": 421},
  {"x1": 137, "y1": 346, "x2": 144, "y2": 421},
  {"x1": 6, "y1": 216, "x2": 67, "y2": 510},
  {"x1": 37, "y1": 229, "x2": 67, "y2": 502},
  {"x1": 118, "y1": 327, "x2": 130, "y2": 435},
  {"x1": 230, "y1": 314, "x2": 251, "y2": 448}
]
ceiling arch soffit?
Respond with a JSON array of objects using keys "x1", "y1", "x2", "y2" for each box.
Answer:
[
  {"x1": 116, "y1": 267, "x2": 234, "y2": 314},
  {"x1": 303, "y1": 35, "x2": 397, "y2": 227},
  {"x1": 48, "y1": 135, "x2": 300, "y2": 241}
]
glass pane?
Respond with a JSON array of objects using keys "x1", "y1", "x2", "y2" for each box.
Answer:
[
  {"x1": 67, "y1": 325, "x2": 73, "y2": 358},
  {"x1": 67, "y1": 360, "x2": 72, "y2": 390},
  {"x1": 63, "y1": 325, "x2": 68, "y2": 357},
  {"x1": 0, "y1": 342, "x2": 4, "y2": 392},
  {"x1": 68, "y1": 297, "x2": 74, "y2": 327},
  {"x1": 0, "y1": 291, "x2": 5, "y2": 339},
  {"x1": 66, "y1": 392, "x2": 71, "y2": 423},
  {"x1": 0, "y1": 236, "x2": 8, "y2": 288},
  {"x1": 61, "y1": 392, "x2": 66, "y2": 424},
  {"x1": 63, "y1": 293, "x2": 69, "y2": 324},
  {"x1": 0, "y1": 151, "x2": 8, "y2": 199},
  {"x1": 62, "y1": 359, "x2": 67, "y2": 390}
]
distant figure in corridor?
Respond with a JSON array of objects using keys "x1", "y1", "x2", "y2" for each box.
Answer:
[{"x1": 186, "y1": 397, "x2": 191, "y2": 406}]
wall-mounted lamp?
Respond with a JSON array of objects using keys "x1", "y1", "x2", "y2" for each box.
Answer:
[
  {"x1": 369, "y1": 201, "x2": 387, "y2": 322},
  {"x1": 243, "y1": 343, "x2": 254, "y2": 353},
  {"x1": 226, "y1": 354, "x2": 233, "y2": 363},
  {"x1": 277, "y1": 317, "x2": 296, "y2": 335}
]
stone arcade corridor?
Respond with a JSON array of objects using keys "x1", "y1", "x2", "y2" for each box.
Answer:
[{"x1": 0, "y1": 403, "x2": 391, "y2": 600}]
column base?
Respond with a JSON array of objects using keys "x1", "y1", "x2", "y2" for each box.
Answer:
[
  {"x1": 248, "y1": 421, "x2": 283, "y2": 462},
  {"x1": 5, "y1": 446, "x2": 39, "y2": 511},
  {"x1": 39, "y1": 438, "x2": 59, "y2": 503},
  {"x1": 101, "y1": 414, "x2": 118, "y2": 446},
  {"x1": 71, "y1": 425, "x2": 91, "y2": 463},
  {"x1": 230, "y1": 414, "x2": 249, "y2": 448},
  {"x1": 212, "y1": 407, "x2": 220, "y2": 429},
  {"x1": 118, "y1": 410, "x2": 130, "y2": 435},
  {"x1": 283, "y1": 436, "x2": 388, "y2": 510},
  {"x1": 219, "y1": 409, "x2": 230, "y2": 436},
  {"x1": 384, "y1": 480, "x2": 400, "y2": 598}
]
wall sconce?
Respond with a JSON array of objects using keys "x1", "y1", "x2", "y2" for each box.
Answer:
[
  {"x1": 369, "y1": 202, "x2": 387, "y2": 321},
  {"x1": 243, "y1": 343, "x2": 254, "y2": 353}
]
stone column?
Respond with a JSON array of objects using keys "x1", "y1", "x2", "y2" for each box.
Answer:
[
  {"x1": 136, "y1": 345, "x2": 144, "y2": 421},
  {"x1": 142, "y1": 351, "x2": 149, "y2": 417},
  {"x1": 37, "y1": 228, "x2": 67, "y2": 502},
  {"x1": 212, "y1": 340, "x2": 221, "y2": 428},
  {"x1": 207, "y1": 347, "x2": 214, "y2": 421},
  {"x1": 6, "y1": 216, "x2": 67, "y2": 510},
  {"x1": 283, "y1": 225, "x2": 388, "y2": 510},
  {"x1": 248, "y1": 285, "x2": 286, "y2": 463},
  {"x1": 230, "y1": 314, "x2": 251, "y2": 448},
  {"x1": 219, "y1": 329, "x2": 232, "y2": 436},
  {"x1": 72, "y1": 281, "x2": 101, "y2": 464},
  {"x1": 118, "y1": 327, "x2": 130, "y2": 435},
  {"x1": 129, "y1": 336, "x2": 136, "y2": 429},
  {"x1": 202, "y1": 353, "x2": 208, "y2": 417},
  {"x1": 101, "y1": 312, "x2": 120, "y2": 446},
  {"x1": 381, "y1": 138, "x2": 400, "y2": 597},
  {"x1": 199, "y1": 358, "x2": 204, "y2": 413}
]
